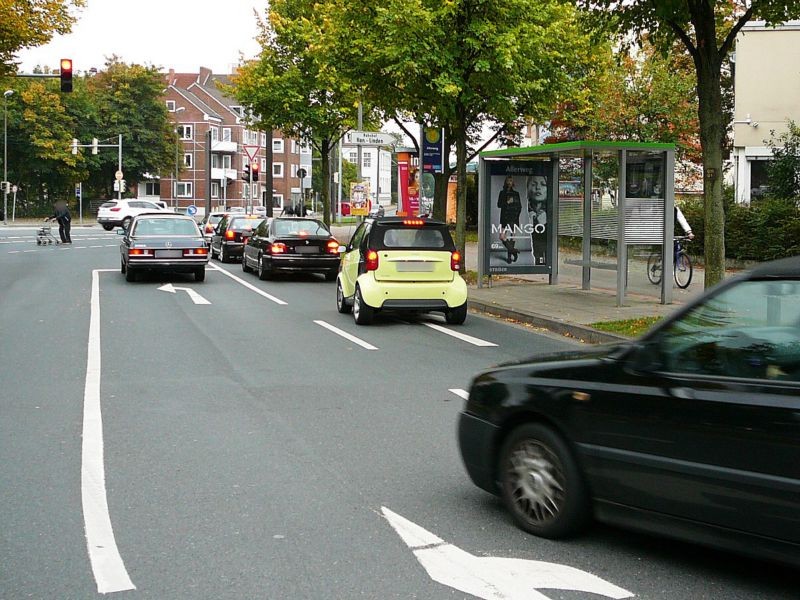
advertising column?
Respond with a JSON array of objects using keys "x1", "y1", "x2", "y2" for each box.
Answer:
[{"x1": 421, "y1": 127, "x2": 444, "y2": 217}]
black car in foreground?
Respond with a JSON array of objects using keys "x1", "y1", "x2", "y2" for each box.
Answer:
[
  {"x1": 459, "y1": 256, "x2": 800, "y2": 567},
  {"x1": 242, "y1": 217, "x2": 340, "y2": 281},
  {"x1": 119, "y1": 213, "x2": 209, "y2": 282},
  {"x1": 210, "y1": 214, "x2": 265, "y2": 263}
]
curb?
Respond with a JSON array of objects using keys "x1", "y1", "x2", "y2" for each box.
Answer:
[{"x1": 468, "y1": 299, "x2": 628, "y2": 345}]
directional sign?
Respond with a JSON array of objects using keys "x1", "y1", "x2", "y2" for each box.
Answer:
[
  {"x1": 344, "y1": 130, "x2": 395, "y2": 146},
  {"x1": 157, "y1": 283, "x2": 210, "y2": 305},
  {"x1": 187, "y1": 204, "x2": 197, "y2": 216},
  {"x1": 243, "y1": 145, "x2": 260, "y2": 162},
  {"x1": 382, "y1": 507, "x2": 633, "y2": 600}
]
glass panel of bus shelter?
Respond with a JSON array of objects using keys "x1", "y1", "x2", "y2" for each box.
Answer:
[
  {"x1": 588, "y1": 150, "x2": 623, "y2": 290},
  {"x1": 557, "y1": 151, "x2": 584, "y2": 277}
]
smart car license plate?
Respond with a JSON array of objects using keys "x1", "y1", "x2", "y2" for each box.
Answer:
[
  {"x1": 294, "y1": 246, "x2": 319, "y2": 254},
  {"x1": 397, "y1": 261, "x2": 434, "y2": 272},
  {"x1": 156, "y1": 250, "x2": 183, "y2": 258}
]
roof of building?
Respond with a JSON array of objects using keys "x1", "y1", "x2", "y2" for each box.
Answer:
[{"x1": 169, "y1": 85, "x2": 222, "y2": 120}]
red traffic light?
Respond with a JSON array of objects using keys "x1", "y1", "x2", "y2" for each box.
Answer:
[
  {"x1": 60, "y1": 58, "x2": 73, "y2": 72},
  {"x1": 60, "y1": 58, "x2": 73, "y2": 92}
]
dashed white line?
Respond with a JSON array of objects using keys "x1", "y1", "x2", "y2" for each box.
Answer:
[
  {"x1": 422, "y1": 322, "x2": 497, "y2": 347},
  {"x1": 82, "y1": 269, "x2": 135, "y2": 593},
  {"x1": 89, "y1": 245, "x2": 103, "y2": 248},
  {"x1": 314, "y1": 320, "x2": 379, "y2": 350},
  {"x1": 448, "y1": 388, "x2": 469, "y2": 400},
  {"x1": 208, "y1": 263, "x2": 288, "y2": 305},
  {"x1": 8, "y1": 250, "x2": 19, "y2": 254}
]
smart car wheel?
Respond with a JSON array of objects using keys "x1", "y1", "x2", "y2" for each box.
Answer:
[
  {"x1": 336, "y1": 280, "x2": 351, "y2": 314},
  {"x1": 353, "y1": 285, "x2": 374, "y2": 325},
  {"x1": 498, "y1": 423, "x2": 589, "y2": 539},
  {"x1": 445, "y1": 303, "x2": 467, "y2": 325}
]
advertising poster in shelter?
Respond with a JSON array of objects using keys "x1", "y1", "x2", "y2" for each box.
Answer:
[
  {"x1": 350, "y1": 181, "x2": 370, "y2": 216},
  {"x1": 483, "y1": 160, "x2": 552, "y2": 275}
]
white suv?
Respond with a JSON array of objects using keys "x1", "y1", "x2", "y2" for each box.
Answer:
[{"x1": 97, "y1": 199, "x2": 173, "y2": 230}]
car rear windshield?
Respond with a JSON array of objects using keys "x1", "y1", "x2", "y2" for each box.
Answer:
[
  {"x1": 230, "y1": 218, "x2": 265, "y2": 231},
  {"x1": 100, "y1": 202, "x2": 117, "y2": 208},
  {"x1": 377, "y1": 225, "x2": 453, "y2": 250},
  {"x1": 134, "y1": 218, "x2": 199, "y2": 236},
  {"x1": 273, "y1": 219, "x2": 329, "y2": 236}
]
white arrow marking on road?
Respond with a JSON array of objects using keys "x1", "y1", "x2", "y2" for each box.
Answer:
[
  {"x1": 449, "y1": 388, "x2": 469, "y2": 400},
  {"x1": 158, "y1": 283, "x2": 211, "y2": 304},
  {"x1": 208, "y1": 263, "x2": 288, "y2": 305},
  {"x1": 422, "y1": 322, "x2": 497, "y2": 347},
  {"x1": 314, "y1": 320, "x2": 378, "y2": 350},
  {"x1": 382, "y1": 507, "x2": 633, "y2": 600}
]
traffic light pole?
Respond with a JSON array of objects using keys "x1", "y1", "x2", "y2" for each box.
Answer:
[{"x1": 118, "y1": 134, "x2": 122, "y2": 200}]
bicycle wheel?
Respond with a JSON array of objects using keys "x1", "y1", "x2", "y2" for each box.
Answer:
[
  {"x1": 674, "y1": 251, "x2": 693, "y2": 289},
  {"x1": 646, "y1": 253, "x2": 663, "y2": 285}
]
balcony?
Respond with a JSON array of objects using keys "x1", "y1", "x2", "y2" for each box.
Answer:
[
  {"x1": 211, "y1": 167, "x2": 238, "y2": 181},
  {"x1": 211, "y1": 140, "x2": 237, "y2": 153}
]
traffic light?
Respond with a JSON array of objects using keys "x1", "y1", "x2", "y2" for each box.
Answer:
[
  {"x1": 60, "y1": 58, "x2": 73, "y2": 92},
  {"x1": 251, "y1": 162, "x2": 259, "y2": 181},
  {"x1": 242, "y1": 163, "x2": 251, "y2": 181}
]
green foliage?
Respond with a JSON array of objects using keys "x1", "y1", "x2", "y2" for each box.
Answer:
[
  {"x1": 591, "y1": 316, "x2": 663, "y2": 338},
  {"x1": 766, "y1": 120, "x2": 800, "y2": 200}
]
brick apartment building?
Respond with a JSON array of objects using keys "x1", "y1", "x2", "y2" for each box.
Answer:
[{"x1": 144, "y1": 67, "x2": 309, "y2": 212}]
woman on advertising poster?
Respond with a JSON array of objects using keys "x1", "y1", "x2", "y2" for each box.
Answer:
[
  {"x1": 496, "y1": 176, "x2": 521, "y2": 263},
  {"x1": 526, "y1": 174, "x2": 548, "y2": 265}
]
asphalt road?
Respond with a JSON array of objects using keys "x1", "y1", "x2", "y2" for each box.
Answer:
[{"x1": 0, "y1": 226, "x2": 795, "y2": 599}]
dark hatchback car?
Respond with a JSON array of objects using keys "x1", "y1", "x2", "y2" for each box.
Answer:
[
  {"x1": 242, "y1": 217, "x2": 340, "y2": 281},
  {"x1": 458, "y1": 257, "x2": 800, "y2": 567},
  {"x1": 119, "y1": 213, "x2": 209, "y2": 282},
  {"x1": 210, "y1": 215, "x2": 265, "y2": 263}
]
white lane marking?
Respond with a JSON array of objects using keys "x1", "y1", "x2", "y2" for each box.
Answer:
[
  {"x1": 314, "y1": 320, "x2": 378, "y2": 350},
  {"x1": 381, "y1": 507, "x2": 633, "y2": 600},
  {"x1": 74, "y1": 246, "x2": 87, "y2": 249},
  {"x1": 105, "y1": 244, "x2": 117, "y2": 247},
  {"x1": 208, "y1": 263, "x2": 287, "y2": 305},
  {"x1": 23, "y1": 249, "x2": 35, "y2": 253},
  {"x1": 422, "y1": 322, "x2": 497, "y2": 347},
  {"x1": 157, "y1": 283, "x2": 211, "y2": 305},
  {"x1": 82, "y1": 269, "x2": 136, "y2": 593},
  {"x1": 90, "y1": 245, "x2": 104, "y2": 248},
  {"x1": 8, "y1": 250, "x2": 20, "y2": 254},
  {"x1": 448, "y1": 388, "x2": 469, "y2": 400}
]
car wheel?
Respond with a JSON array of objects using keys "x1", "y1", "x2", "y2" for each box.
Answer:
[
  {"x1": 120, "y1": 258, "x2": 126, "y2": 274},
  {"x1": 242, "y1": 253, "x2": 251, "y2": 273},
  {"x1": 336, "y1": 280, "x2": 351, "y2": 314},
  {"x1": 122, "y1": 216, "x2": 132, "y2": 231},
  {"x1": 353, "y1": 285, "x2": 374, "y2": 325},
  {"x1": 498, "y1": 423, "x2": 589, "y2": 539},
  {"x1": 102, "y1": 224, "x2": 113, "y2": 231},
  {"x1": 257, "y1": 254, "x2": 271, "y2": 280},
  {"x1": 194, "y1": 267, "x2": 205, "y2": 282},
  {"x1": 445, "y1": 303, "x2": 468, "y2": 325},
  {"x1": 124, "y1": 266, "x2": 137, "y2": 282},
  {"x1": 324, "y1": 271, "x2": 337, "y2": 282},
  {"x1": 220, "y1": 244, "x2": 229, "y2": 263}
]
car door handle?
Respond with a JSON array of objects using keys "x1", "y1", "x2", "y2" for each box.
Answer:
[{"x1": 669, "y1": 387, "x2": 695, "y2": 400}]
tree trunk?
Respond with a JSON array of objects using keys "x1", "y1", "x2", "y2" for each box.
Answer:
[
  {"x1": 454, "y1": 125, "x2": 467, "y2": 270},
  {"x1": 320, "y1": 138, "x2": 331, "y2": 227}
]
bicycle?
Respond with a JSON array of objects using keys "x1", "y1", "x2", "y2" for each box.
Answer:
[{"x1": 647, "y1": 237, "x2": 693, "y2": 289}]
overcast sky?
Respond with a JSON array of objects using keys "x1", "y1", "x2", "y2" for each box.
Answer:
[{"x1": 16, "y1": 0, "x2": 264, "y2": 75}]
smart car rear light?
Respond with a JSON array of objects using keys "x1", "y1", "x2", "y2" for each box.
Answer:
[
  {"x1": 365, "y1": 249, "x2": 379, "y2": 271},
  {"x1": 326, "y1": 239, "x2": 340, "y2": 255},
  {"x1": 271, "y1": 242, "x2": 287, "y2": 254},
  {"x1": 403, "y1": 219, "x2": 424, "y2": 226},
  {"x1": 451, "y1": 250, "x2": 461, "y2": 271},
  {"x1": 128, "y1": 248, "x2": 154, "y2": 256},
  {"x1": 183, "y1": 248, "x2": 208, "y2": 256}
]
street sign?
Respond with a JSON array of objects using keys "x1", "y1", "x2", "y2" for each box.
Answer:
[
  {"x1": 243, "y1": 145, "x2": 260, "y2": 162},
  {"x1": 115, "y1": 170, "x2": 123, "y2": 181},
  {"x1": 75, "y1": 184, "x2": 81, "y2": 198},
  {"x1": 297, "y1": 168, "x2": 307, "y2": 179},
  {"x1": 187, "y1": 204, "x2": 197, "y2": 216},
  {"x1": 344, "y1": 130, "x2": 395, "y2": 146}
]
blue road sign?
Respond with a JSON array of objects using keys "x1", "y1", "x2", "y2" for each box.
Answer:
[{"x1": 187, "y1": 204, "x2": 197, "y2": 216}]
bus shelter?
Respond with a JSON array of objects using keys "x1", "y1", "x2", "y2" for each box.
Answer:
[{"x1": 478, "y1": 141, "x2": 676, "y2": 306}]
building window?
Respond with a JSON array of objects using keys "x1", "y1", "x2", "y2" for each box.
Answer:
[
  {"x1": 273, "y1": 139, "x2": 284, "y2": 154},
  {"x1": 212, "y1": 155, "x2": 220, "y2": 169},
  {"x1": 183, "y1": 153, "x2": 192, "y2": 168},
  {"x1": 210, "y1": 127, "x2": 219, "y2": 142},
  {"x1": 252, "y1": 183, "x2": 259, "y2": 199},
  {"x1": 177, "y1": 125, "x2": 193, "y2": 140},
  {"x1": 273, "y1": 162, "x2": 284, "y2": 177},
  {"x1": 261, "y1": 133, "x2": 267, "y2": 147},
  {"x1": 211, "y1": 182, "x2": 220, "y2": 198},
  {"x1": 166, "y1": 100, "x2": 176, "y2": 112},
  {"x1": 300, "y1": 141, "x2": 312, "y2": 154},
  {"x1": 363, "y1": 153, "x2": 372, "y2": 168},
  {"x1": 231, "y1": 105, "x2": 243, "y2": 117},
  {"x1": 750, "y1": 159, "x2": 772, "y2": 200},
  {"x1": 261, "y1": 158, "x2": 267, "y2": 171},
  {"x1": 144, "y1": 182, "x2": 160, "y2": 196},
  {"x1": 271, "y1": 193, "x2": 284, "y2": 209},
  {"x1": 222, "y1": 155, "x2": 231, "y2": 169},
  {"x1": 291, "y1": 164, "x2": 299, "y2": 178},
  {"x1": 176, "y1": 182, "x2": 192, "y2": 198},
  {"x1": 348, "y1": 152, "x2": 357, "y2": 163},
  {"x1": 222, "y1": 128, "x2": 232, "y2": 142}
]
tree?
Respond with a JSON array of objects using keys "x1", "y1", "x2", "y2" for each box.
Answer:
[
  {"x1": 0, "y1": 0, "x2": 85, "y2": 77},
  {"x1": 580, "y1": 0, "x2": 800, "y2": 287},
  {"x1": 766, "y1": 120, "x2": 800, "y2": 200},
  {"x1": 229, "y1": 0, "x2": 369, "y2": 227}
]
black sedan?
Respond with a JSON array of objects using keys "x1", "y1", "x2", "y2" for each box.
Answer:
[
  {"x1": 210, "y1": 214, "x2": 265, "y2": 263},
  {"x1": 119, "y1": 213, "x2": 209, "y2": 282},
  {"x1": 458, "y1": 256, "x2": 800, "y2": 567},
  {"x1": 242, "y1": 217, "x2": 341, "y2": 281}
]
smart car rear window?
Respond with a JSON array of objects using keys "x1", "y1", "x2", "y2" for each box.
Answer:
[{"x1": 379, "y1": 226, "x2": 449, "y2": 249}]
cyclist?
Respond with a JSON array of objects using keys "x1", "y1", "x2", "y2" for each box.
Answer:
[{"x1": 675, "y1": 205, "x2": 694, "y2": 240}]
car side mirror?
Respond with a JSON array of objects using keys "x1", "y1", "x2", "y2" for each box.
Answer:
[
  {"x1": 626, "y1": 341, "x2": 665, "y2": 374},
  {"x1": 338, "y1": 245, "x2": 346, "y2": 254}
]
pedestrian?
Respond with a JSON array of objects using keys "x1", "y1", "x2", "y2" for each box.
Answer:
[
  {"x1": 526, "y1": 175, "x2": 548, "y2": 266},
  {"x1": 496, "y1": 176, "x2": 521, "y2": 263},
  {"x1": 47, "y1": 200, "x2": 72, "y2": 243}
]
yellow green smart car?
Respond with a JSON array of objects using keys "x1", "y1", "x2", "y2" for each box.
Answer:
[{"x1": 336, "y1": 217, "x2": 468, "y2": 325}]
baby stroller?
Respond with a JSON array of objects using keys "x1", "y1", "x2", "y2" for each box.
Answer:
[{"x1": 36, "y1": 223, "x2": 60, "y2": 245}]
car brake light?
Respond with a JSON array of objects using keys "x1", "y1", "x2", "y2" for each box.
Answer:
[
  {"x1": 225, "y1": 230, "x2": 235, "y2": 240},
  {"x1": 403, "y1": 219, "x2": 424, "y2": 226},
  {"x1": 365, "y1": 249, "x2": 379, "y2": 271},
  {"x1": 205, "y1": 225, "x2": 213, "y2": 233},
  {"x1": 128, "y1": 248, "x2": 154, "y2": 256},
  {"x1": 183, "y1": 248, "x2": 208, "y2": 256},
  {"x1": 326, "y1": 240, "x2": 340, "y2": 254},
  {"x1": 451, "y1": 250, "x2": 461, "y2": 271},
  {"x1": 271, "y1": 242, "x2": 287, "y2": 254},
  {"x1": 110, "y1": 207, "x2": 122, "y2": 212}
]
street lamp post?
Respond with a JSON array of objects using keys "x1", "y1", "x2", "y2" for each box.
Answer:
[{"x1": 3, "y1": 90, "x2": 13, "y2": 226}]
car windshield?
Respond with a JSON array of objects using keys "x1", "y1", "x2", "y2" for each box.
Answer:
[
  {"x1": 208, "y1": 215, "x2": 224, "y2": 225},
  {"x1": 380, "y1": 226, "x2": 447, "y2": 249},
  {"x1": 133, "y1": 218, "x2": 199, "y2": 236},
  {"x1": 273, "y1": 219, "x2": 329, "y2": 236},
  {"x1": 230, "y1": 218, "x2": 265, "y2": 232}
]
